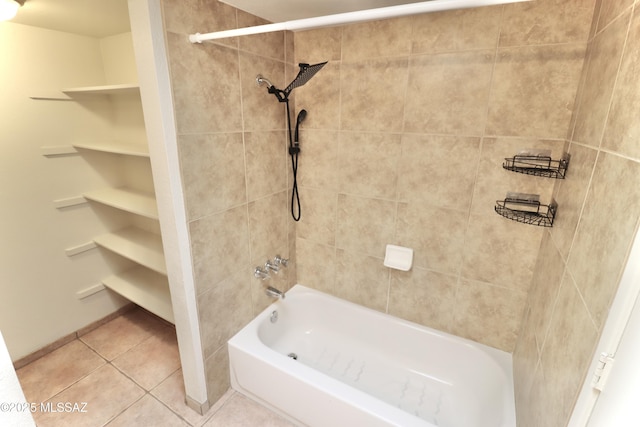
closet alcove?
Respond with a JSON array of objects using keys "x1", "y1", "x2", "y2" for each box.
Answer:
[{"x1": 34, "y1": 34, "x2": 173, "y2": 324}]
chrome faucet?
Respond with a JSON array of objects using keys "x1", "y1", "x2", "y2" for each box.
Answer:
[
  {"x1": 265, "y1": 286, "x2": 285, "y2": 299},
  {"x1": 265, "y1": 259, "x2": 280, "y2": 273},
  {"x1": 254, "y1": 267, "x2": 270, "y2": 280},
  {"x1": 274, "y1": 255, "x2": 289, "y2": 268}
]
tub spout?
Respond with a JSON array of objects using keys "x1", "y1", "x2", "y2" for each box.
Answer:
[{"x1": 265, "y1": 286, "x2": 285, "y2": 299}]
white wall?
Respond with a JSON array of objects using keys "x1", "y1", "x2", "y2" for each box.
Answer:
[{"x1": 0, "y1": 22, "x2": 137, "y2": 360}]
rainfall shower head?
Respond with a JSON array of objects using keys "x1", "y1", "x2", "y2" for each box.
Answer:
[
  {"x1": 256, "y1": 61, "x2": 327, "y2": 103},
  {"x1": 284, "y1": 62, "x2": 328, "y2": 96}
]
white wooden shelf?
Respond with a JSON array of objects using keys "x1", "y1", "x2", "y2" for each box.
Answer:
[
  {"x1": 94, "y1": 227, "x2": 167, "y2": 275},
  {"x1": 84, "y1": 187, "x2": 158, "y2": 219},
  {"x1": 62, "y1": 83, "x2": 140, "y2": 96},
  {"x1": 73, "y1": 141, "x2": 149, "y2": 157},
  {"x1": 102, "y1": 266, "x2": 174, "y2": 324}
]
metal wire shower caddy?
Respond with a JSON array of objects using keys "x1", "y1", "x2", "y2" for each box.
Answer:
[
  {"x1": 495, "y1": 194, "x2": 557, "y2": 227},
  {"x1": 502, "y1": 152, "x2": 570, "y2": 179}
]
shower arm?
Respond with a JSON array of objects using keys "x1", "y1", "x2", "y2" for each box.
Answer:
[{"x1": 256, "y1": 74, "x2": 289, "y2": 103}]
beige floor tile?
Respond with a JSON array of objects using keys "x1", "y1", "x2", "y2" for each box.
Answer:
[
  {"x1": 105, "y1": 394, "x2": 189, "y2": 426},
  {"x1": 16, "y1": 340, "x2": 105, "y2": 403},
  {"x1": 80, "y1": 308, "x2": 171, "y2": 361},
  {"x1": 112, "y1": 326, "x2": 181, "y2": 390},
  {"x1": 33, "y1": 364, "x2": 145, "y2": 427},
  {"x1": 202, "y1": 393, "x2": 296, "y2": 427},
  {"x1": 151, "y1": 369, "x2": 211, "y2": 426}
]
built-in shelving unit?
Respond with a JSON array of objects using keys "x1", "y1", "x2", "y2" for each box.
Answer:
[{"x1": 41, "y1": 80, "x2": 173, "y2": 323}]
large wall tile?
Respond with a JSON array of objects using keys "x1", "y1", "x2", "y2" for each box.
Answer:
[
  {"x1": 538, "y1": 272, "x2": 598, "y2": 427},
  {"x1": 595, "y1": 0, "x2": 634, "y2": 34},
  {"x1": 198, "y1": 269, "x2": 253, "y2": 358},
  {"x1": 603, "y1": 8, "x2": 640, "y2": 159},
  {"x1": 500, "y1": 0, "x2": 596, "y2": 46},
  {"x1": 567, "y1": 152, "x2": 640, "y2": 327},
  {"x1": 237, "y1": 11, "x2": 284, "y2": 61},
  {"x1": 295, "y1": 238, "x2": 336, "y2": 294},
  {"x1": 204, "y1": 346, "x2": 229, "y2": 404},
  {"x1": 179, "y1": 133, "x2": 246, "y2": 221},
  {"x1": 342, "y1": 17, "x2": 412, "y2": 60},
  {"x1": 527, "y1": 232, "x2": 565, "y2": 352},
  {"x1": 452, "y1": 278, "x2": 527, "y2": 351},
  {"x1": 189, "y1": 205, "x2": 250, "y2": 295},
  {"x1": 404, "y1": 51, "x2": 494, "y2": 135},
  {"x1": 395, "y1": 202, "x2": 467, "y2": 275},
  {"x1": 388, "y1": 268, "x2": 457, "y2": 332},
  {"x1": 340, "y1": 57, "x2": 409, "y2": 132},
  {"x1": 410, "y1": 6, "x2": 502, "y2": 54},
  {"x1": 486, "y1": 44, "x2": 586, "y2": 138},
  {"x1": 162, "y1": 0, "x2": 237, "y2": 49},
  {"x1": 334, "y1": 250, "x2": 389, "y2": 312},
  {"x1": 248, "y1": 191, "x2": 287, "y2": 262},
  {"x1": 239, "y1": 54, "x2": 285, "y2": 132},
  {"x1": 398, "y1": 134, "x2": 481, "y2": 210},
  {"x1": 166, "y1": 32, "x2": 242, "y2": 134},
  {"x1": 572, "y1": 13, "x2": 629, "y2": 147},
  {"x1": 296, "y1": 130, "x2": 339, "y2": 191},
  {"x1": 549, "y1": 143, "x2": 598, "y2": 259},
  {"x1": 294, "y1": 27, "x2": 343, "y2": 64},
  {"x1": 462, "y1": 212, "x2": 543, "y2": 291},
  {"x1": 512, "y1": 308, "x2": 539, "y2": 418},
  {"x1": 335, "y1": 194, "x2": 396, "y2": 258},
  {"x1": 337, "y1": 132, "x2": 401, "y2": 200},
  {"x1": 244, "y1": 131, "x2": 287, "y2": 202},
  {"x1": 295, "y1": 188, "x2": 336, "y2": 246},
  {"x1": 519, "y1": 364, "x2": 549, "y2": 427}
]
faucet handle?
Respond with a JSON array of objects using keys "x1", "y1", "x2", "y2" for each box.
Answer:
[
  {"x1": 265, "y1": 260, "x2": 279, "y2": 273},
  {"x1": 254, "y1": 267, "x2": 270, "y2": 280},
  {"x1": 274, "y1": 255, "x2": 289, "y2": 268}
]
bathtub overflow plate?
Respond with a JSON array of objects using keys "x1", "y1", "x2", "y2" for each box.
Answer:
[{"x1": 287, "y1": 353, "x2": 298, "y2": 360}]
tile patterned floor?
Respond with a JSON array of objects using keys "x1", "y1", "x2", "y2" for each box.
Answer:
[{"x1": 16, "y1": 307, "x2": 295, "y2": 427}]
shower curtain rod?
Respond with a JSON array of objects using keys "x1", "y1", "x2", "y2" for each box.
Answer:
[{"x1": 189, "y1": 0, "x2": 530, "y2": 43}]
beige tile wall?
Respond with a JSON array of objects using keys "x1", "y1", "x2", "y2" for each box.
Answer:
[
  {"x1": 293, "y1": 0, "x2": 591, "y2": 353},
  {"x1": 513, "y1": 1, "x2": 640, "y2": 426},
  {"x1": 159, "y1": 1, "x2": 640, "y2": 425},
  {"x1": 161, "y1": 0, "x2": 295, "y2": 404}
]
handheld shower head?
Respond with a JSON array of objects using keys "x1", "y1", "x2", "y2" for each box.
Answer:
[{"x1": 294, "y1": 109, "x2": 307, "y2": 144}]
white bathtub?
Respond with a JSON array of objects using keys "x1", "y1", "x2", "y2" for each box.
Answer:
[{"x1": 228, "y1": 285, "x2": 515, "y2": 427}]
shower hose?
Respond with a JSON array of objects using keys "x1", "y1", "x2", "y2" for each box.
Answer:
[{"x1": 286, "y1": 100, "x2": 301, "y2": 221}]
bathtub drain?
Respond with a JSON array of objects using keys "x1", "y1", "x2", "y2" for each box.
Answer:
[{"x1": 287, "y1": 353, "x2": 298, "y2": 360}]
